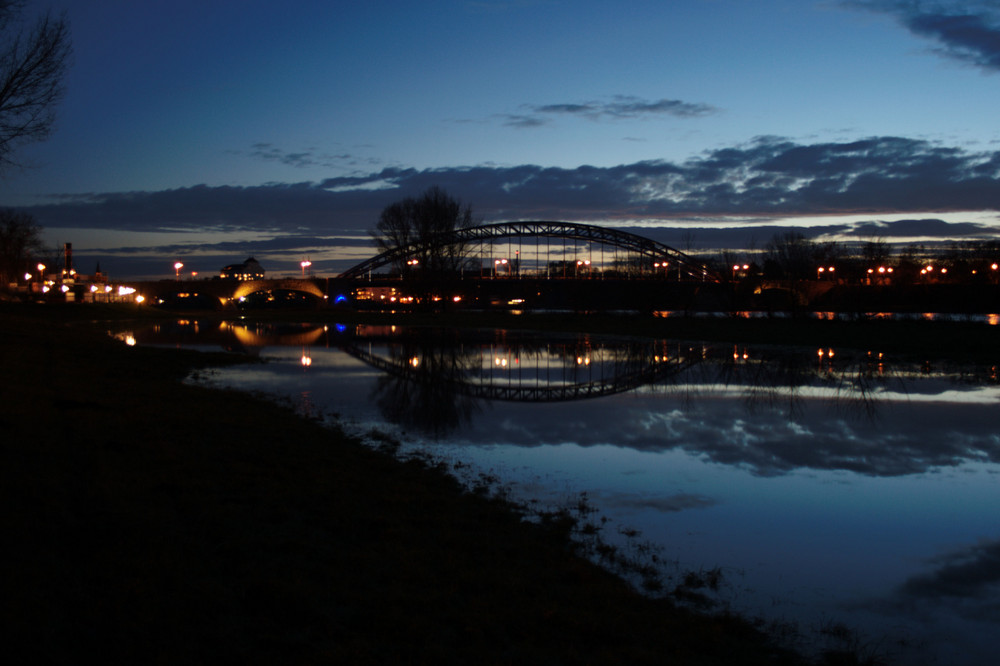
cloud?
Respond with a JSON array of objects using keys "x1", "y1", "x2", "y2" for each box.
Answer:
[
  {"x1": 504, "y1": 95, "x2": 719, "y2": 127},
  {"x1": 845, "y1": 218, "x2": 993, "y2": 238},
  {"x1": 846, "y1": 1, "x2": 1000, "y2": 71},
  {"x1": 245, "y1": 142, "x2": 363, "y2": 169},
  {"x1": 18, "y1": 135, "x2": 1000, "y2": 277},
  {"x1": 28, "y1": 136, "x2": 1000, "y2": 235}
]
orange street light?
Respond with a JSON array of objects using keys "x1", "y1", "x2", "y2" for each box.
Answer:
[
  {"x1": 300, "y1": 259, "x2": 312, "y2": 277},
  {"x1": 174, "y1": 261, "x2": 184, "y2": 279}
]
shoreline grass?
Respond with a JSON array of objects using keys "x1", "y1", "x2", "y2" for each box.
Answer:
[{"x1": 2, "y1": 303, "x2": 822, "y2": 664}]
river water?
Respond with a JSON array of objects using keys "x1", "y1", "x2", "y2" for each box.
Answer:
[{"x1": 121, "y1": 319, "x2": 1000, "y2": 665}]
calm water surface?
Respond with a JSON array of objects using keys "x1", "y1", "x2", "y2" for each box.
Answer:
[{"x1": 124, "y1": 320, "x2": 1000, "y2": 665}]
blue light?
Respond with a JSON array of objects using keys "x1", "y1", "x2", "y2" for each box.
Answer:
[{"x1": 334, "y1": 294, "x2": 348, "y2": 304}]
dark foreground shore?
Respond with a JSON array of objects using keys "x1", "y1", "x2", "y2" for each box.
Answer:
[{"x1": 8, "y1": 304, "x2": 985, "y2": 664}]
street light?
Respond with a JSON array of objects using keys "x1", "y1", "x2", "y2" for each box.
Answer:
[
  {"x1": 174, "y1": 261, "x2": 184, "y2": 279},
  {"x1": 300, "y1": 259, "x2": 312, "y2": 277},
  {"x1": 575, "y1": 259, "x2": 590, "y2": 278}
]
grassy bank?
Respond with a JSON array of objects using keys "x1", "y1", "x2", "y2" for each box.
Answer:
[{"x1": 2, "y1": 304, "x2": 816, "y2": 665}]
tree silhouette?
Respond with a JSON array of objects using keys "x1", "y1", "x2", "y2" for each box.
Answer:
[
  {"x1": 0, "y1": 2, "x2": 71, "y2": 169},
  {"x1": 0, "y1": 208, "x2": 43, "y2": 284},
  {"x1": 371, "y1": 186, "x2": 476, "y2": 276}
]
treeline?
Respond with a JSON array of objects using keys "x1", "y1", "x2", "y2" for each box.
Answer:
[{"x1": 718, "y1": 232, "x2": 1000, "y2": 284}]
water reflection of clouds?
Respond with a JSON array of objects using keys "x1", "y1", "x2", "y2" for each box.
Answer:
[
  {"x1": 595, "y1": 490, "x2": 718, "y2": 513},
  {"x1": 897, "y1": 538, "x2": 1000, "y2": 618},
  {"x1": 850, "y1": 537, "x2": 1000, "y2": 664},
  {"x1": 463, "y1": 387, "x2": 1000, "y2": 478}
]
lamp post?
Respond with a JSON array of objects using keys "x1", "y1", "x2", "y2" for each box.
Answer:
[
  {"x1": 174, "y1": 261, "x2": 184, "y2": 280},
  {"x1": 300, "y1": 259, "x2": 312, "y2": 277}
]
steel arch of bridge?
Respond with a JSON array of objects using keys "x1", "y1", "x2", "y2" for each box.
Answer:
[{"x1": 338, "y1": 221, "x2": 719, "y2": 281}]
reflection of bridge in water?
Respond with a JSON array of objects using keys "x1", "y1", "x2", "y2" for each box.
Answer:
[{"x1": 342, "y1": 338, "x2": 700, "y2": 403}]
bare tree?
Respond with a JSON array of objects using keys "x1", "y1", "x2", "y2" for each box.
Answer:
[
  {"x1": 0, "y1": 207, "x2": 43, "y2": 284},
  {"x1": 371, "y1": 186, "x2": 476, "y2": 276},
  {"x1": 0, "y1": 1, "x2": 71, "y2": 169},
  {"x1": 764, "y1": 231, "x2": 815, "y2": 281},
  {"x1": 862, "y1": 236, "x2": 891, "y2": 267}
]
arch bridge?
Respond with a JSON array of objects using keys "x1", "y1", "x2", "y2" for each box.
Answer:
[{"x1": 339, "y1": 221, "x2": 720, "y2": 282}]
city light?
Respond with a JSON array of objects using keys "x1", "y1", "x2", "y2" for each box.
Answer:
[
  {"x1": 173, "y1": 261, "x2": 183, "y2": 279},
  {"x1": 300, "y1": 258, "x2": 312, "y2": 277}
]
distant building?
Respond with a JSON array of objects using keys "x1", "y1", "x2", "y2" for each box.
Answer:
[{"x1": 220, "y1": 256, "x2": 265, "y2": 281}]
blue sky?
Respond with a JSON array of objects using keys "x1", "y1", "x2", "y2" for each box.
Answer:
[{"x1": 3, "y1": 0, "x2": 1000, "y2": 278}]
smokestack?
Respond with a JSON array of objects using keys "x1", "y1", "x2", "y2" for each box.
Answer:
[{"x1": 64, "y1": 243, "x2": 72, "y2": 272}]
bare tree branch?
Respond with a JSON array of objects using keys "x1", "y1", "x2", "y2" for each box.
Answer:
[{"x1": 0, "y1": 2, "x2": 70, "y2": 169}]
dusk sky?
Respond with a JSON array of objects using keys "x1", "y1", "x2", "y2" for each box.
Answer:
[{"x1": 4, "y1": 0, "x2": 1000, "y2": 278}]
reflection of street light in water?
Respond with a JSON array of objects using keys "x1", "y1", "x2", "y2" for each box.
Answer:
[{"x1": 300, "y1": 348, "x2": 312, "y2": 367}]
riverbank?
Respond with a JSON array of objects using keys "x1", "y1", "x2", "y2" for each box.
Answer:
[{"x1": 2, "y1": 304, "x2": 817, "y2": 665}]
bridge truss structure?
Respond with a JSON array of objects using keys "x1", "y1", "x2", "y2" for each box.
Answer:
[{"x1": 339, "y1": 221, "x2": 720, "y2": 282}]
